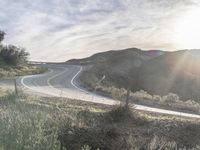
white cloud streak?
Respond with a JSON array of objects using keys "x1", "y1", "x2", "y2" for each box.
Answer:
[{"x1": 0, "y1": 0, "x2": 199, "y2": 61}]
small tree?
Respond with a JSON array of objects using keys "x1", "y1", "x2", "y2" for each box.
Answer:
[
  {"x1": 0, "y1": 30, "x2": 29, "y2": 65},
  {"x1": 0, "y1": 30, "x2": 5, "y2": 42}
]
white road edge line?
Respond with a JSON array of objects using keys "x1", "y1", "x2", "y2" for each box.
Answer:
[
  {"x1": 70, "y1": 66, "x2": 89, "y2": 93},
  {"x1": 21, "y1": 69, "x2": 56, "y2": 96},
  {"x1": 134, "y1": 104, "x2": 200, "y2": 118},
  {"x1": 21, "y1": 75, "x2": 47, "y2": 95}
]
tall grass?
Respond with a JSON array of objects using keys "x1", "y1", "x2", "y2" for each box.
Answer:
[
  {"x1": 0, "y1": 92, "x2": 62, "y2": 150},
  {"x1": 0, "y1": 92, "x2": 200, "y2": 149}
]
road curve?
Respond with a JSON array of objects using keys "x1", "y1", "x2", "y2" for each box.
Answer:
[
  {"x1": 19, "y1": 64, "x2": 200, "y2": 119},
  {"x1": 20, "y1": 64, "x2": 119, "y2": 105}
]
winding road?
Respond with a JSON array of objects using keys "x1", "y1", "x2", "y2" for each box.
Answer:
[{"x1": 19, "y1": 64, "x2": 200, "y2": 119}]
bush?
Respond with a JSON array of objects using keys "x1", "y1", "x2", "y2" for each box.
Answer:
[
  {"x1": 162, "y1": 93, "x2": 180, "y2": 103},
  {"x1": 0, "y1": 30, "x2": 29, "y2": 66},
  {"x1": 0, "y1": 45, "x2": 29, "y2": 65},
  {"x1": 106, "y1": 106, "x2": 134, "y2": 123},
  {"x1": 59, "y1": 124, "x2": 120, "y2": 150}
]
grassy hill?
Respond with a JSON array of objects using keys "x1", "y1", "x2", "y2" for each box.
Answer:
[
  {"x1": 75, "y1": 48, "x2": 200, "y2": 102},
  {"x1": 67, "y1": 47, "x2": 164, "y2": 65}
]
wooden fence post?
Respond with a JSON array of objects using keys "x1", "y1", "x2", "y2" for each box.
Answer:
[
  {"x1": 14, "y1": 78, "x2": 18, "y2": 95},
  {"x1": 125, "y1": 88, "x2": 130, "y2": 108}
]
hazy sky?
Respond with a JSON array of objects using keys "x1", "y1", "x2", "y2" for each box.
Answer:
[{"x1": 0, "y1": 0, "x2": 200, "y2": 62}]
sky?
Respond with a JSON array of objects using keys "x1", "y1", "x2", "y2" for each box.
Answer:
[{"x1": 0, "y1": 0, "x2": 200, "y2": 62}]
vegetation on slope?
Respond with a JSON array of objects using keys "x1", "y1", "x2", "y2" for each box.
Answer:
[
  {"x1": 0, "y1": 91, "x2": 200, "y2": 150},
  {"x1": 86, "y1": 85, "x2": 200, "y2": 114},
  {"x1": 0, "y1": 91, "x2": 105, "y2": 150},
  {"x1": 78, "y1": 48, "x2": 200, "y2": 103},
  {"x1": 67, "y1": 48, "x2": 164, "y2": 65}
]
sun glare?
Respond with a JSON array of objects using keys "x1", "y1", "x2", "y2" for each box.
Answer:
[{"x1": 175, "y1": 9, "x2": 200, "y2": 49}]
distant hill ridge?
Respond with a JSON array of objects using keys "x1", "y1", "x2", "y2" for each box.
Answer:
[{"x1": 67, "y1": 48, "x2": 165, "y2": 65}]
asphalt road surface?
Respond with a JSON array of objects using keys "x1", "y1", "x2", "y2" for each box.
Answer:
[
  {"x1": 19, "y1": 64, "x2": 200, "y2": 119},
  {"x1": 19, "y1": 64, "x2": 119, "y2": 105}
]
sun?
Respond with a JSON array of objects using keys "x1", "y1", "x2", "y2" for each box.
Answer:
[{"x1": 174, "y1": 9, "x2": 200, "y2": 49}]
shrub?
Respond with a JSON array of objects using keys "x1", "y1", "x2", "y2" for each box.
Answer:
[
  {"x1": 153, "y1": 95, "x2": 162, "y2": 102},
  {"x1": 59, "y1": 124, "x2": 120, "y2": 150},
  {"x1": 162, "y1": 93, "x2": 180, "y2": 103},
  {"x1": 0, "y1": 45, "x2": 29, "y2": 65},
  {"x1": 105, "y1": 106, "x2": 134, "y2": 123},
  {"x1": 0, "y1": 30, "x2": 29, "y2": 66}
]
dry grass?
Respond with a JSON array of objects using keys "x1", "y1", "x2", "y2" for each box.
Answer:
[
  {"x1": 0, "y1": 65, "x2": 47, "y2": 79},
  {"x1": 58, "y1": 103, "x2": 200, "y2": 150},
  {"x1": 0, "y1": 87, "x2": 7, "y2": 97}
]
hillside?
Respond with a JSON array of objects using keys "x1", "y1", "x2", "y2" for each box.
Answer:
[
  {"x1": 135, "y1": 50, "x2": 200, "y2": 100},
  {"x1": 69, "y1": 48, "x2": 165, "y2": 88},
  {"x1": 76, "y1": 48, "x2": 200, "y2": 102},
  {"x1": 67, "y1": 48, "x2": 164, "y2": 65}
]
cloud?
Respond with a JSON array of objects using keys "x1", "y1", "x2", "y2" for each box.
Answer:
[{"x1": 0, "y1": 0, "x2": 199, "y2": 61}]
